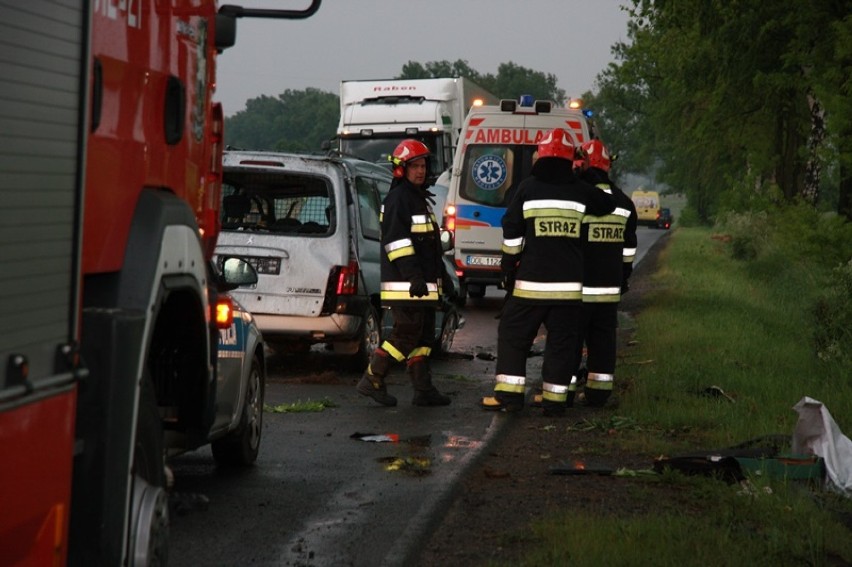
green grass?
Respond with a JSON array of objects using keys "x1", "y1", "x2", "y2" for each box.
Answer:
[
  {"x1": 263, "y1": 398, "x2": 337, "y2": 413},
  {"x1": 501, "y1": 225, "x2": 852, "y2": 566}
]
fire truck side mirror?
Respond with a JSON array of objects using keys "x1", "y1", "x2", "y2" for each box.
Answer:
[{"x1": 215, "y1": 14, "x2": 237, "y2": 52}]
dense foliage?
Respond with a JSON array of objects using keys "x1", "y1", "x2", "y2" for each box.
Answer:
[
  {"x1": 585, "y1": 0, "x2": 852, "y2": 222},
  {"x1": 224, "y1": 88, "x2": 339, "y2": 152},
  {"x1": 397, "y1": 59, "x2": 566, "y2": 104}
]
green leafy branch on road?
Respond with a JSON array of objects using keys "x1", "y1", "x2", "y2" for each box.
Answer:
[{"x1": 264, "y1": 398, "x2": 337, "y2": 413}]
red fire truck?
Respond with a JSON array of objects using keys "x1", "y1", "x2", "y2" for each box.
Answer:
[{"x1": 0, "y1": 1, "x2": 320, "y2": 565}]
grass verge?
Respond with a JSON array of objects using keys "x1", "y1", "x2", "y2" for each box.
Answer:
[{"x1": 502, "y1": 225, "x2": 852, "y2": 566}]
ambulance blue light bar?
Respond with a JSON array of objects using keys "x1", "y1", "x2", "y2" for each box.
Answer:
[
  {"x1": 519, "y1": 94, "x2": 535, "y2": 107},
  {"x1": 583, "y1": 109, "x2": 594, "y2": 118}
]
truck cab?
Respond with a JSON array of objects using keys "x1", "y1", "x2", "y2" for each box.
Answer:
[{"x1": 336, "y1": 78, "x2": 498, "y2": 183}]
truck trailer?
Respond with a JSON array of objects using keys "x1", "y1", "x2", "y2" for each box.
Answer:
[
  {"x1": 336, "y1": 77, "x2": 498, "y2": 182},
  {"x1": 0, "y1": 1, "x2": 320, "y2": 565}
]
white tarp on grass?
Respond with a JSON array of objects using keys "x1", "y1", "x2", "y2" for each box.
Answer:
[{"x1": 792, "y1": 396, "x2": 852, "y2": 496}]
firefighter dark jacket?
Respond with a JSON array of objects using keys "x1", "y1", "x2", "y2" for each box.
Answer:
[
  {"x1": 501, "y1": 157, "x2": 615, "y2": 304},
  {"x1": 579, "y1": 166, "x2": 639, "y2": 302},
  {"x1": 379, "y1": 177, "x2": 444, "y2": 306}
]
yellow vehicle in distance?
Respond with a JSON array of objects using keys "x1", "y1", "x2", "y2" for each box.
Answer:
[{"x1": 631, "y1": 189, "x2": 662, "y2": 227}]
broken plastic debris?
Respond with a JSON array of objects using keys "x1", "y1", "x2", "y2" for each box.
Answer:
[
  {"x1": 380, "y1": 456, "x2": 431, "y2": 474},
  {"x1": 350, "y1": 432, "x2": 399, "y2": 443}
]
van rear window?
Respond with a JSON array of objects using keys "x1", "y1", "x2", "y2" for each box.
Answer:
[
  {"x1": 221, "y1": 173, "x2": 334, "y2": 235},
  {"x1": 459, "y1": 145, "x2": 536, "y2": 207}
]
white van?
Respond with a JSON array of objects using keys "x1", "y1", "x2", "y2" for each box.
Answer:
[
  {"x1": 443, "y1": 97, "x2": 592, "y2": 302},
  {"x1": 214, "y1": 151, "x2": 391, "y2": 370},
  {"x1": 215, "y1": 151, "x2": 462, "y2": 369}
]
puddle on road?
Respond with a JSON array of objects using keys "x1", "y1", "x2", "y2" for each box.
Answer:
[{"x1": 372, "y1": 431, "x2": 484, "y2": 473}]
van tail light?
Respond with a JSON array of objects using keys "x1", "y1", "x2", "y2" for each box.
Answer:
[
  {"x1": 334, "y1": 260, "x2": 359, "y2": 295},
  {"x1": 322, "y1": 261, "x2": 360, "y2": 315},
  {"x1": 215, "y1": 295, "x2": 235, "y2": 329}
]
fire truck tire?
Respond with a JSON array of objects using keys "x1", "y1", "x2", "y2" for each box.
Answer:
[
  {"x1": 130, "y1": 375, "x2": 169, "y2": 566},
  {"x1": 212, "y1": 355, "x2": 265, "y2": 467}
]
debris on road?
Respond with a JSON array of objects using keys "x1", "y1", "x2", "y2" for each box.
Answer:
[{"x1": 351, "y1": 432, "x2": 400, "y2": 443}]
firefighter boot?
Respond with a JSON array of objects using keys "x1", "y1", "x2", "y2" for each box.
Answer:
[
  {"x1": 408, "y1": 358, "x2": 451, "y2": 406},
  {"x1": 583, "y1": 372, "x2": 613, "y2": 407},
  {"x1": 356, "y1": 352, "x2": 397, "y2": 407}
]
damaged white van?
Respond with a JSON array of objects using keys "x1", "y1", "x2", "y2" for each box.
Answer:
[
  {"x1": 214, "y1": 150, "x2": 462, "y2": 370},
  {"x1": 214, "y1": 151, "x2": 391, "y2": 370}
]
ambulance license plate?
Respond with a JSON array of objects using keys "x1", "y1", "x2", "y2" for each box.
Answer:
[{"x1": 466, "y1": 255, "x2": 501, "y2": 267}]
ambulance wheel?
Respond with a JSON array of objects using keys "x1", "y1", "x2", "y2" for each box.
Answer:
[
  {"x1": 130, "y1": 375, "x2": 169, "y2": 566},
  {"x1": 456, "y1": 283, "x2": 468, "y2": 307},
  {"x1": 468, "y1": 284, "x2": 486, "y2": 299}
]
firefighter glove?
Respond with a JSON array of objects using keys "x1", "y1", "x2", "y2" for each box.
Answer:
[
  {"x1": 621, "y1": 279, "x2": 630, "y2": 295},
  {"x1": 500, "y1": 271, "x2": 516, "y2": 292},
  {"x1": 409, "y1": 276, "x2": 429, "y2": 298}
]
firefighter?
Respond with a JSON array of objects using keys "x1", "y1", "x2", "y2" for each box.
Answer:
[
  {"x1": 356, "y1": 139, "x2": 452, "y2": 407},
  {"x1": 575, "y1": 139, "x2": 638, "y2": 406},
  {"x1": 481, "y1": 129, "x2": 615, "y2": 416}
]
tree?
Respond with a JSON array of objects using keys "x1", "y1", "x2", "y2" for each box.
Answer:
[
  {"x1": 224, "y1": 88, "x2": 339, "y2": 152},
  {"x1": 396, "y1": 59, "x2": 565, "y2": 104},
  {"x1": 587, "y1": 0, "x2": 852, "y2": 221}
]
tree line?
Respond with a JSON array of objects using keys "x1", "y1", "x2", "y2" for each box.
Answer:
[
  {"x1": 225, "y1": 1, "x2": 852, "y2": 223},
  {"x1": 223, "y1": 60, "x2": 563, "y2": 153},
  {"x1": 586, "y1": 0, "x2": 851, "y2": 221}
]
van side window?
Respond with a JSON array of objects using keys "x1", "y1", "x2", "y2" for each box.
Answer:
[{"x1": 355, "y1": 176, "x2": 381, "y2": 241}]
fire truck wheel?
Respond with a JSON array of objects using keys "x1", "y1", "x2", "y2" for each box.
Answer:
[
  {"x1": 212, "y1": 355, "x2": 265, "y2": 466},
  {"x1": 130, "y1": 376, "x2": 169, "y2": 566}
]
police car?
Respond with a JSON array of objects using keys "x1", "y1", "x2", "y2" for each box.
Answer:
[{"x1": 208, "y1": 258, "x2": 266, "y2": 466}]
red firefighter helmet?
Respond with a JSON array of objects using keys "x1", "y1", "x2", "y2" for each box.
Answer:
[
  {"x1": 581, "y1": 139, "x2": 611, "y2": 172},
  {"x1": 390, "y1": 139, "x2": 430, "y2": 178},
  {"x1": 536, "y1": 128, "x2": 576, "y2": 161}
]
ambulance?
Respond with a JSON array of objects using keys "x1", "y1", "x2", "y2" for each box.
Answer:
[
  {"x1": 442, "y1": 96, "x2": 593, "y2": 302},
  {"x1": 631, "y1": 188, "x2": 662, "y2": 227}
]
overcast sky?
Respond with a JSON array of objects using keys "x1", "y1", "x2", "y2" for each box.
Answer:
[{"x1": 216, "y1": 0, "x2": 632, "y2": 116}]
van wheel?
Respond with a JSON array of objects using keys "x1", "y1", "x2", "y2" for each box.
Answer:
[
  {"x1": 348, "y1": 305, "x2": 380, "y2": 372},
  {"x1": 437, "y1": 310, "x2": 459, "y2": 354},
  {"x1": 212, "y1": 354, "x2": 265, "y2": 467}
]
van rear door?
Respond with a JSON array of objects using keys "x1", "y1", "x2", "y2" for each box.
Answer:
[{"x1": 216, "y1": 158, "x2": 348, "y2": 318}]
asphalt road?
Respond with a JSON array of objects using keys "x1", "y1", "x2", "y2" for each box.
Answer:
[{"x1": 167, "y1": 226, "x2": 667, "y2": 567}]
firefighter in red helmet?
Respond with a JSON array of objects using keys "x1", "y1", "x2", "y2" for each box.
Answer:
[
  {"x1": 481, "y1": 129, "x2": 615, "y2": 416},
  {"x1": 356, "y1": 139, "x2": 452, "y2": 407},
  {"x1": 575, "y1": 138, "x2": 638, "y2": 406}
]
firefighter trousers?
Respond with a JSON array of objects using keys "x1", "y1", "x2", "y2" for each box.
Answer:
[
  {"x1": 379, "y1": 305, "x2": 436, "y2": 363},
  {"x1": 578, "y1": 302, "x2": 618, "y2": 374},
  {"x1": 497, "y1": 298, "x2": 583, "y2": 396},
  {"x1": 578, "y1": 301, "x2": 618, "y2": 404}
]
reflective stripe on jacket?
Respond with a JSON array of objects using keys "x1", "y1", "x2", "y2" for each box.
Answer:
[{"x1": 501, "y1": 158, "x2": 615, "y2": 304}]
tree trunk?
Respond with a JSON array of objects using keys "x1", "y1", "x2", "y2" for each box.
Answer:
[
  {"x1": 839, "y1": 164, "x2": 852, "y2": 221},
  {"x1": 802, "y1": 91, "x2": 825, "y2": 205}
]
